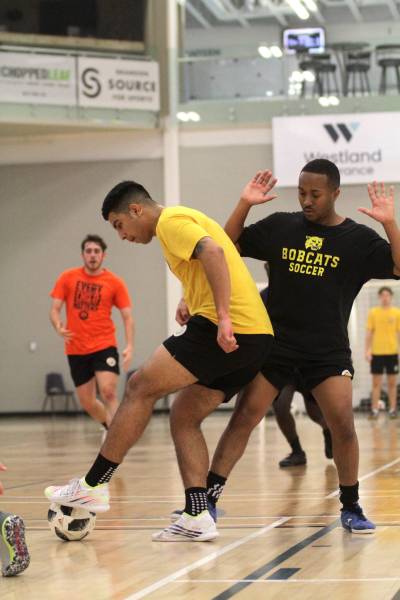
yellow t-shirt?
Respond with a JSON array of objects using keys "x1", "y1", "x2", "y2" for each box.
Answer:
[
  {"x1": 367, "y1": 306, "x2": 400, "y2": 355},
  {"x1": 156, "y1": 206, "x2": 273, "y2": 335}
]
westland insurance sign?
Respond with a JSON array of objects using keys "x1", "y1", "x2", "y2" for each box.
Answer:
[{"x1": 272, "y1": 113, "x2": 400, "y2": 185}]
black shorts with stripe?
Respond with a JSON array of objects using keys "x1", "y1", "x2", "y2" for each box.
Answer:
[{"x1": 163, "y1": 315, "x2": 273, "y2": 401}]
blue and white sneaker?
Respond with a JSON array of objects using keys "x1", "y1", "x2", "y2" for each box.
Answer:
[
  {"x1": 341, "y1": 504, "x2": 376, "y2": 534},
  {"x1": 170, "y1": 501, "x2": 217, "y2": 523}
]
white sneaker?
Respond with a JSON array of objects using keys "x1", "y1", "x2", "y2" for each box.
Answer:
[
  {"x1": 152, "y1": 510, "x2": 218, "y2": 542},
  {"x1": 44, "y1": 478, "x2": 110, "y2": 513}
]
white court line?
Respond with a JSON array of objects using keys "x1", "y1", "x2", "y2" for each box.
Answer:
[
  {"x1": 124, "y1": 517, "x2": 290, "y2": 600},
  {"x1": 176, "y1": 578, "x2": 400, "y2": 584},
  {"x1": 325, "y1": 456, "x2": 400, "y2": 499},
  {"x1": 124, "y1": 455, "x2": 400, "y2": 600}
]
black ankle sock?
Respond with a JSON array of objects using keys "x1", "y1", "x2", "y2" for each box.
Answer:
[
  {"x1": 85, "y1": 453, "x2": 119, "y2": 487},
  {"x1": 102, "y1": 422, "x2": 108, "y2": 431},
  {"x1": 207, "y1": 471, "x2": 227, "y2": 506},
  {"x1": 290, "y1": 436, "x2": 303, "y2": 454},
  {"x1": 184, "y1": 487, "x2": 208, "y2": 516},
  {"x1": 339, "y1": 482, "x2": 359, "y2": 510}
]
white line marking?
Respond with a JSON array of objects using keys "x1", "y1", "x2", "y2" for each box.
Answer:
[
  {"x1": 325, "y1": 456, "x2": 400, "y2": 498},
  {"x1": 124, "y1": 517, "x2": 289, "y2": 600},
  {"x1": 175, "y1": 578, "x2": 400, "y2": 584},
  {"x1": 124, "y1": 455, "x2": 400, "y2": 599}
]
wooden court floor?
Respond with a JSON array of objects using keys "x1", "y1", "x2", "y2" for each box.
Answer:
[{"x1": 1, "y1": 411, "x2": 400, "y2": 599}]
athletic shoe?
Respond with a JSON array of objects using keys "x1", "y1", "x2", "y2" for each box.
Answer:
[
  {"x1": 323, "y1": 428, "x2": 333, "y2": 459},
  {"x1": 369, "y1": 409, "x2": 379, "y2": 419},
  {"x1": 388, "y1": 410, "x2": 397, "y2": 419},
  {"x1": 170, "y1": 501, "x2": 217, "y2": 523},
  {"x1": 44, "y1": 477, "x2": 110, "y2": 513},
  {"x1": 0, "y1": 513, "x2": 30, "y2": 577},
  {"x1": 279, "y1": 451, "x2": 307, "y2": 468},
  {"x1": 340, "y1": 504, "x2": 376, "y2": 534},
  {"x1": 153, "y1": 510, "x2": 218, "y2": 542}
]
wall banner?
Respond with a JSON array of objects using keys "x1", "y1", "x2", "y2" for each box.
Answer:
[
  {"x1": 77, "y1": 57, "x2": 159, "y2": 111},
  {"x1": 0, "y1": 52, "x2": 76, "y2": 105},
  {"x1": 272, "y1": 112, "x2": 400, "y2": 185}
]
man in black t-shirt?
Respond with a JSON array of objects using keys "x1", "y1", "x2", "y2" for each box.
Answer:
[{"x1": 206, "y1": 160, "x2": 399, "y2": 534}]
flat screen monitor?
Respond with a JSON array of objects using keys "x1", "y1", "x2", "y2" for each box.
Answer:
[{"x1": 283, "y1": 27, "x2": 325, "y2": 54}]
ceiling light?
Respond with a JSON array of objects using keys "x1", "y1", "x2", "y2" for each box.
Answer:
[
  {"x1": 303, "y1": 70, "x2": 315, "y2": 82},
  {"x1": 318, "y1": 96, "x2": 330, "y2": 107},
  {"x1": 270, "y1": 46, "x2": 283, "y2": 58},
  {"x1": 258, "y1": 45, "x2": 272, "y2": 59},
  {"x1": 177, "y1": 112, "x2": 190, "y2": 122},
  {"x1": 301, "y1": 0, "x2": 318, "y2": 11},
  {"x1": 328, "y1": 95, "x2": 340, "y2": 106},
  {"x1": 286, "y1": 0, "x2": 310, "y2": 19},
  {"x1": 188, "y1": 111, "x2": 201, "y2": 122}
]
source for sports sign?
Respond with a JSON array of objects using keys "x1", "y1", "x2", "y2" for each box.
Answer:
[
  {"x1": 77, "y1": 57, "x2": 160, "y2": 111},
  {"x1": 0, "y1": 52, "x2": 76, "y2": 105},
  {"x1": 272, "y1": 113, "x2": 400, "y2": 185}
]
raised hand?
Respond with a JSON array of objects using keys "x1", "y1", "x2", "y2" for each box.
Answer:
[
  {"x1": 358, "y1": 181, "x2": 395, "y2": 225},
  {"x1": 240, "y1": 170, "x2": 278, "y2": 207}
]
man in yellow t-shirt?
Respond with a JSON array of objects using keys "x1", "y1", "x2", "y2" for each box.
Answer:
[
  {"x1": 366, "y1": 286, "x2": 400, "y2": 418},
  {"x1": 45, "y1": 178, "x2": 276, "y2": 543}
]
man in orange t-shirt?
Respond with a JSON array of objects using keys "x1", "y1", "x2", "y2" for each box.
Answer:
[{"x1": 50, "y1": 234, "x2": 134, "y2": 428}]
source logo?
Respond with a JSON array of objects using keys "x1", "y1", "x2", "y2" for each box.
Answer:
[
  {"x1": 323, "y1": 122, "x2": 359, "y2": 143},
  {"x1": 81, "y1": 67, "x2": 101, "y2": 98}
]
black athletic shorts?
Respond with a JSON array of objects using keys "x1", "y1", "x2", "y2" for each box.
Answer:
[
  {"x1": 261, "y1": 342, "x2": 354, "y2": 393},
  {"x1": 371, "y1": 354, "x2": 399, "y2": 375},
  {"x1": 163, "y1": 315, "x2": 273, "y2": 401},
  {"x1": 67, "y1": 346, "x2": 119, "y2": 387}
]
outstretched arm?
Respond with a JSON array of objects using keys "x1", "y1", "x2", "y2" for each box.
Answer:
[
  {"x1": 359, "y1": 182, "x2": 400, "y2": 275},
  {"x1": 225, "y1": 170, "x2": 277, "y2": 248},
  {"x1": 193, "y1": 237, "x2": 238, "y2": 353}
]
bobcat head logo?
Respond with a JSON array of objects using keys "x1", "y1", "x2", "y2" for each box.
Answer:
[{"x1": 305, "y1": 236, "x2": 324, "y2": 251}]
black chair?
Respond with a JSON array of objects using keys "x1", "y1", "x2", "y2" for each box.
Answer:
[
  {"x1": 298, "y1": 52, "x2": 339, "y2": 97},
  {"x1": 42, "y1": 372, "x2": 78, "y2": 414},
  {"x1": 376, "y1": 44, "x2": 400, "y2": 94},
  {"x1": 344, "y1": 51, "x2": 371, "y2": 96}
]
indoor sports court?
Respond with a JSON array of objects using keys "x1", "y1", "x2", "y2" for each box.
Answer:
[{"x1": 1, "y1": 1, "x2": 400, "y2": 599}]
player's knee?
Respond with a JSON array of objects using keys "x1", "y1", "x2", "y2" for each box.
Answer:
[
  {"x1": 100, "y1": 385, "x2": 117, "y2": 404},
  {"x1": 233, "y1": 402, "x2": 265, "y2": 429},
  {"x1": 125, "y1": 369, "x2": 156, "y2": 404},
  {"x1": 79, "y1": 395, "x2": 95, "y2": 411},
  {"x1": 331, "y1": 419, "x2": 356, "y2": 444}
]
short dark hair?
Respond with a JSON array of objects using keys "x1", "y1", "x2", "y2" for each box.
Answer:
[
  {"x1": 378, "y1": 286, "x2": 393, "y2": 295},
  {"x1": 301, "y1": 159, "x2": 340, "y2": 189},
  {"x1": 102, "y1": 181, "x2": 154, "y2": 220},
  {"x1": 81, "y1": 234, "x2": 107, "y2": 252}
]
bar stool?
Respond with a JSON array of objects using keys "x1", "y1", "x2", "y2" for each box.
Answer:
[
  {"x1": 344, "y1": 51, "x2": 371, "y2": 95},
  {"x1": 376, "y1": 44, "x2": 400, "y2": 94},
  {"x1": 298, "y1": 53, "x2": 339, "y2": 97}
]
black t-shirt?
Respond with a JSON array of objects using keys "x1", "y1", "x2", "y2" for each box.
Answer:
[{"x1": 239, "y1": 211, "x2": 398, "y2": 359}]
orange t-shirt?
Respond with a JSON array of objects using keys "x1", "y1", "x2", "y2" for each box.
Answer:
[{"x1": 50, "y1": 267, "x2": 131, "y2": 355}]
